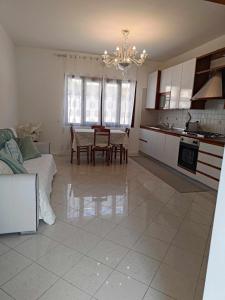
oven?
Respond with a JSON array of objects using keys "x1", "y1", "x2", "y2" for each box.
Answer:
[{"x1": 178, "y1": 137, "x2": 199, "y2": 173}]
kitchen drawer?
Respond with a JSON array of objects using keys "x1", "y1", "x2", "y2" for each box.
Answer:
[
  {"x1": 197, "y1": 162, "x2": 221, "y2": 180},
  {"x1": 198, "y1": 152, "x2": 222, "y2": 169},
  {"x1": 199, "y1": 142, "x2": 224, "y2": 157},
  {"x1": 196, "y1": 172, "x2": 219, "y2": 190}
]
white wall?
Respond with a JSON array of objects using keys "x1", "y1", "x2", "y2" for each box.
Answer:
[
  {"x1": 203, "y1": 147, "x2": 225, "y2": 300},
  {"x1": 16, "y1": 46, "x2": 161, "y2": 155},
  {"x1": 161, "y1": 33, "x2": 225, "y2": 69},
  {"x1": 0, "y1": 24, "x2": 18, "y2": 128}
]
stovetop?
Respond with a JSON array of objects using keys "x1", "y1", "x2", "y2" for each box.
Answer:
[{"x1": 184, "y1": 130, "x2": 225, "y2": 139}]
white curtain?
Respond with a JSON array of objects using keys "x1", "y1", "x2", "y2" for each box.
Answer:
[
  {"x1": 102, "y1": 79, "x2": 136, "y2": 128},
  {"x1": 65, "y1": 75, "x2": 102, "y2": 126}
]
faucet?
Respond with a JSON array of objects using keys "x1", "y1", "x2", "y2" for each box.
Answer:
[{"x1": 185, "y1": 112, "x2": 192, "y2": 131}]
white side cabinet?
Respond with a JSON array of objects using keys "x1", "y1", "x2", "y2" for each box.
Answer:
[
  {"x1": 160, "y1": 67, "x2": 172, "y2": 93},
  {"x1": 179, "y1": 58, "x2": 196, "y2": 109},
  {"x1": 164, "y1": 134, "x2": 180, "y2": 167},
  {"x1": 146, "y1": 71, "x2": 160, "y2": 109},
  {"x1": 170, "y1": 63, "x2": 182, "y2": 109}
]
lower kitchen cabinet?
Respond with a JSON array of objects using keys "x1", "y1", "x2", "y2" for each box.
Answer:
[
  {"x1": 139, "y1": 129, "x2": 180, "y2": 164},
  {"x1": 164, "y1": 135, "x2": 180, "y2": 167},
  {"x1": 139, "y1": 128, "x2": 224, "y2": 190}
]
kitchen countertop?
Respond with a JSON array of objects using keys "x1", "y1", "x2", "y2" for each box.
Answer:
[{"x1": 140, "y1": 125, "x2": 225, "y2": 147}]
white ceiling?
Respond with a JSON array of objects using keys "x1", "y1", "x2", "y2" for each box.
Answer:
[{"x1": 0, "y1": 0, "x2": 225, "y2": 60}]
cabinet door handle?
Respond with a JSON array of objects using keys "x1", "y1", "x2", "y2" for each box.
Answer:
[{"x1": 139, "y1": 138, "x2": 148, "y2": 143}]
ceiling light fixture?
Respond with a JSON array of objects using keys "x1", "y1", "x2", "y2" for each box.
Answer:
[{"x1": 102, "y1": 29, "x2": 149, "y2": 71}]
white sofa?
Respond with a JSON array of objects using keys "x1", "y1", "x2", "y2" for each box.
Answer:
[{"x1": 0, "y1": 137, "x2": 56, "y2": 234}]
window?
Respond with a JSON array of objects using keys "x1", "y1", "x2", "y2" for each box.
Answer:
[{"x1": 65, "y1": 75, "x2": 136, "y2": 127}]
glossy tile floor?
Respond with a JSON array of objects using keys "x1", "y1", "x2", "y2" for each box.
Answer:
[{"x1": 0, "y1": 156, "x2": 216, "y2": 300}]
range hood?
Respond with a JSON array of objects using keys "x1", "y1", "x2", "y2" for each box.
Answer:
[{"x1": 192, "y1": 72, "x2": 223, "y2": 101}]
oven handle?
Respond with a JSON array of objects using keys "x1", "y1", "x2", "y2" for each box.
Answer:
[{"x1": 179, "y1": 142, "x2": 199, "y2": 150}]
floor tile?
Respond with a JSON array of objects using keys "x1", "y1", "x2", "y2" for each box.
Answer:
[
  {"x1": 39, "y1": 279, "x2": 91, "y2": 300},
  {"x1": 163, "y1": 245, "x2": 202, "y2": 279},
  {"x1": 144, "y1": 222, "x2": 177, "y2": 243},
  {"x1": 151, "y1": 264, "x2": 197, "y2": 300},
  {"x1": 0, "y1": 234, "x2": 31, "y2": 248},
  {"x1": 116, "y1": 250, "x2": 160, "y2": 284},
  {"x1": 143, "y1": 288, "x2": 175, "y2": 300},
  {"x1": 152, "y1": 211, "x2": 183, "y2": 230},
  {"x1": 132, "y1": 200, "x2": 163, "y2": 220},
  {"x1": 132, "y1": 235, "x2": 169, "y2": 261},
  {"x1": 0, "y1": 289, "x2": 13, "y2": 300},
  {"x1": 15, "y1": 234, "x2": 58, "y2": 260},
  {"x1": 88, "y1": 239, "x2": 129, "y2": 268},
  {"x1": 95, "y1": 270, "x2": 148, "y2": 300},
  {"x1": 120, "y1": 214, "x2": 151, "y2": 233},
  {"x1": 84, "y1": 218, "x2": 116, "y2": 238},
  {"x1": 64, "y1": 256, "x2": 112, "y2": 295},
  {"x1": 38, "y1": 220, "x2": 77, "y2": 242},
  {"x1": 63, "y1": 229, "x2": 101, "y2": 254},
  {"x1": 0, "y1": 242, "x2": 9, "y2": 255},
  {"x1": 172, "y1": 229, "x2": 207, "y2": 255},
  {"x1": 2, "y1": 263, "x2": 58, "y2": 300},
  {"x1": 37, "y1": 244, "x2": 83, "y2": 276},
  {"x1": 0, "y1": 250, "x2": 31, "y2": 285},
  {"x1": 106, "y1": 225, "x2": 142, "y2": 248}
]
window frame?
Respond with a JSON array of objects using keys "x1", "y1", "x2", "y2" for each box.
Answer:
[{"x1": 65, "y1": 74, "x2": 137, "y2": 128}]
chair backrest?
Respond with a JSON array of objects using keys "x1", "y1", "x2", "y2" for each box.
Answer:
[
  {"x1": 94, "y1": 128, "x2": 110, "y2": 147},
  {"x1": 125, "y1": 127, "x2": 130, "y2": 137},
  {"x1": 70, "y1": 125, "x2": 74, "y2": 148},
  {"x1": 91, "y1": 125, "x2": 105, "y2": 130}
]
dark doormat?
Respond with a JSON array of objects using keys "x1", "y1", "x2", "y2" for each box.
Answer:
[{"x1": 131, "y1": 154, "x2": 210, "y2": 193}]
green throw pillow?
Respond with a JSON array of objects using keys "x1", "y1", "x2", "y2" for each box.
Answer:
[
  {"x1": 4, "y1": 138, "x2": 23, "y2": 164},
  {"x1": 0, "y1": 151, "x2": 28, "y2": 174},
  {"x1": 17, "y1": 136, "x2": 41, "y2": 161}
]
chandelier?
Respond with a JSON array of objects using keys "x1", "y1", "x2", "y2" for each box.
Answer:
[{"x1": 102, "y1": 29, "x2": 148, "y2": 71}]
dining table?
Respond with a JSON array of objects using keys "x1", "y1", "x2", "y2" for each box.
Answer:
[{"x1": 72, "y1": 128, "x2": 128, "y2": 149}]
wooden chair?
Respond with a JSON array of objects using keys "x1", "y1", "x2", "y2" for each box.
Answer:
[
  {"x1": 92, "y1": 128, "x2": 112, "y2": 166},
  {"x1": 91, "y1": 125, "x2": 105, "y2": 130},
  {"x1": 70, "y1": 125, "x2": 90, "y2": 165},
  {"x1": 112, "y1": 127, "x2": 130, "y2": 164}
]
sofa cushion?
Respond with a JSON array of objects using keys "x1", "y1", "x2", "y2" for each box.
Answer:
[
  {"x1": 17, "y1": 136, "x2": 41, "y2": 161},
  {"x1": 23, "y1": 154, "x2": 56, "y2": 225},
  {"x1": 0, "y1": 160, "x2": 13, "y2": 174},
  {"x1": 5, "y1": 139, "x2": 23, "y2": 164},
  {"x1": 0, "y1": 128, "x2": 16, "y2": 150},
  {"x1": 0, "y1": 151, "x2": 27, "y2": 174}
]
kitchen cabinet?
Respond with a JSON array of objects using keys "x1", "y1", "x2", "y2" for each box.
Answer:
[
  {"x1": 159, "y1": 58, "x2": 196, "y2": 109},
  {"x1": 145, "y1": 71, "x2": 160, "y2": 109},
  {"x1": 160, "y1": 67, "x2": 172, "y2": 93},
  {"x1": 170, "y1": 63, "x2": 182, "y2": 109},
  {"x1": 179, "y1": 58, "x2": 196, "y2": 109},
  {"x1": 164, "y1": 135, "x2": 180, "y2": 167},
  {"x1": 139, "y1": 129, "x2": 166, "y2": 161}
]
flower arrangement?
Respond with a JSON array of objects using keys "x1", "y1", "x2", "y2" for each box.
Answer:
[{"x1": 17, "y1": 122, "x2": 42, "y2": 142}]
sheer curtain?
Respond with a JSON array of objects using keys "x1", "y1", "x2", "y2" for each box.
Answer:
[
  {"x1": 65, "y1": 75, "x2": 102, "y2": 126},
  {"x1": 102, "y1": 79, "x2": 136, "y2": 128},
  {"x1": 65, "y1": 74, "x2": 136, "y2": 127}
]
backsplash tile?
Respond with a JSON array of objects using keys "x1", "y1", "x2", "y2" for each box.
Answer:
[{"x1": 142, "y1": 98, "x2": 225, "y2": 134}]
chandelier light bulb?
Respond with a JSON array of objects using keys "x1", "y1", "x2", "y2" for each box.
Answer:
[{"x1": 102, "y1": 30, "x2": 148, "y2": 72}]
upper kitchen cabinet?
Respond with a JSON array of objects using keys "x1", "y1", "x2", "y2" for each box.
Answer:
[
  {"x1": 170, "y1": 63, "x2": 182, "y2": 109},
  {"x1": 179, "y1": 58, "x2": 196, "y2": 109},
  {"x1": 159, "y1": 58, "x2": 196, "y2": 110},
  {"x1": 160, "y1": 67, "x2": 172, "y2": 93},
  {"x1": 145, "y1": 70, "x2": 161, "y2": 109}
]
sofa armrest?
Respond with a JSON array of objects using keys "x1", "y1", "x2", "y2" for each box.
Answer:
[{"x1": 0, "y1": 174, "x2": 39, "y2": 234}]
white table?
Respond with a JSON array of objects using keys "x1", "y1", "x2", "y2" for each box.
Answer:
[{"x1": 73, "y1": 129, "x2": 128, "y2": 149}]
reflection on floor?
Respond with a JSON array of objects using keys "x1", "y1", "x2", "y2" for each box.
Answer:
[{"x1": 0, "y1": 156, "x2": 216, "y2": 300}]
